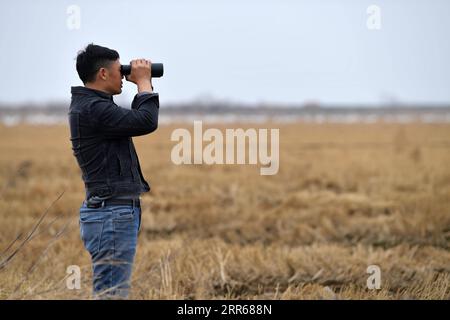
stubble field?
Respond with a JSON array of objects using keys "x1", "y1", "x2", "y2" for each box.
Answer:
[{"x1": 0, "y1": 122, "x2": 449, "y2": 299}]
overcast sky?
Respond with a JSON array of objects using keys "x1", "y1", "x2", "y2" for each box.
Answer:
[{"x1": 0, "y1": 0, "x2": 449, "y2": 106}]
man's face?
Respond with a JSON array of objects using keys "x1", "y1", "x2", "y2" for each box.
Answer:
[{"x1": 103, "y1": 59, "x2": 124, "y2": 95}]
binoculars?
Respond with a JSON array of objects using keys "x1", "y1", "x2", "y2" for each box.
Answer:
[{"x1": 120, "y1": 63, "x2": 164, "y2": 78}]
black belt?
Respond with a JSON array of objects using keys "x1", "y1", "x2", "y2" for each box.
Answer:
[{"x1": 85, "y1": 197, "x2": 141, "y2": 209}]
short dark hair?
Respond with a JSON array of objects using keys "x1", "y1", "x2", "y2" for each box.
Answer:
[{"x1": 76, "y1": 43, "x2": 119, "y2": 84}]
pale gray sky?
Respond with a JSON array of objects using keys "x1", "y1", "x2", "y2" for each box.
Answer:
[{"x1": 0, "y1": 0, "x2": 449, "y2": 106}]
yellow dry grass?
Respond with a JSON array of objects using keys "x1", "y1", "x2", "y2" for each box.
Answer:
[{"x1": 0, "y1": 122, "x2": 449, "y2": 299}]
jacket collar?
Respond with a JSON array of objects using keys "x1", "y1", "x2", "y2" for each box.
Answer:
[{"x1": 71, "y1": 86, "x2": 113, "y2": 101}]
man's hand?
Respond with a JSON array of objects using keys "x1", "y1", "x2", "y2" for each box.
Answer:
[{"x1": 126, "y1": 59, "x2": 153, "y2": 93}]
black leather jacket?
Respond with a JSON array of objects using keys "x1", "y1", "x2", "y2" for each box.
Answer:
[{"x1": 68, "y1": 86, "x2": 159, "y2": 200}]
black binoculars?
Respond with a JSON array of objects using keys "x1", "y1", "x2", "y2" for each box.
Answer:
[{"x1": 120, "y1": 63, "x2": 164, "y2": 78}]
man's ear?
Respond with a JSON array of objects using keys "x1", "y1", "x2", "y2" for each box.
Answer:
[{"x1": 98, "y1": 67, "x2": 108, "y2": 81}]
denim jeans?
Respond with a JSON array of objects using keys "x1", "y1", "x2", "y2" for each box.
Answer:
[{"x1": 79, "y1": 201, "x2": 141, "y2": 299}]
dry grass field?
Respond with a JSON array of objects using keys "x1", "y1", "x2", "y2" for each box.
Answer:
[{"x1": 0, "y1": 122, "x2": 449, "y2": 299}]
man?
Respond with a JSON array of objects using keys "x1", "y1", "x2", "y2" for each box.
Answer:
[{"x1": 68, "y1": 43, "x2": 159, "y2": 299}]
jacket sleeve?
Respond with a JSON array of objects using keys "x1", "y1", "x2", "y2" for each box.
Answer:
[{"x1": 90, "y1": 93, "x2": 159, "y2": 138}]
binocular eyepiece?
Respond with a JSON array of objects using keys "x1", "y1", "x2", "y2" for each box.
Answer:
[{"x1": 120, "y1": 63, "x2": 164, "y2": 78}]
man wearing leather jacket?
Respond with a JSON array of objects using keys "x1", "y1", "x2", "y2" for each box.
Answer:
[{"x1": 68, "y1": 43, "x2": 159, "y2": 299}]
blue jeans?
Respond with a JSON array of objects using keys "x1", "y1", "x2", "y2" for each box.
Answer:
[{"x1": 79, "y1": 201, "x2": 141, "y2": 299}]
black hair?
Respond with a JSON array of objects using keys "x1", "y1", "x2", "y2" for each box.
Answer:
[{"x1": 76, "y1": 43, "x2": 119, "y2": 84}]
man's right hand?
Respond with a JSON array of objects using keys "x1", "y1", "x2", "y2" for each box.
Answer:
[{"x1": 126, "y1": 59, "x2": 153, "y2": 93}]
